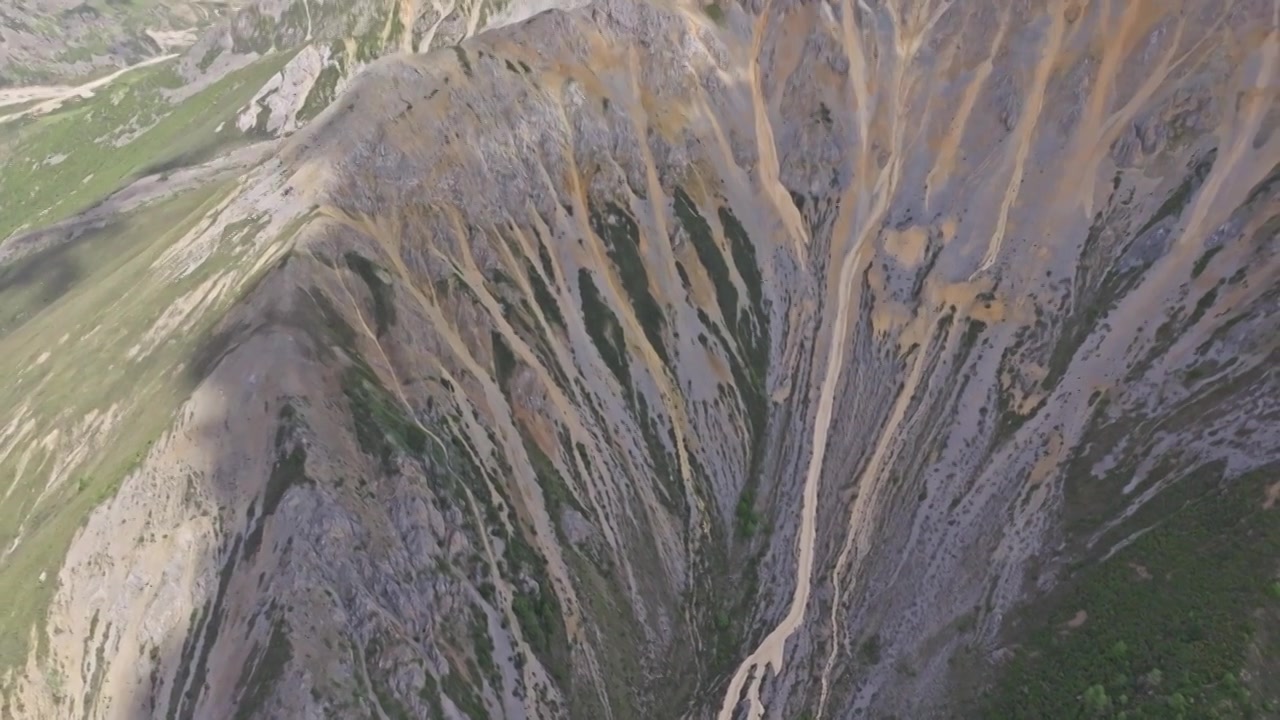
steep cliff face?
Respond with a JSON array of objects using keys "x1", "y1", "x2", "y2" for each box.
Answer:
[{"x1": 1, "y1": 0, "x2": 1277, "y2": 718}]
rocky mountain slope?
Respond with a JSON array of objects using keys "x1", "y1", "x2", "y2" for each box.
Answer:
[
  {"x1": 0, "y1": 0, "x2": 237, "y2": 87},
  {"x1": 0, "y1": 0, "x2": 1277, "y2": 718}
]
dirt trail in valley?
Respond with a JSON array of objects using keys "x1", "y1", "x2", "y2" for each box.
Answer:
[{"x1": 0, "y1": 54, "x2": 179, "y2": 124}]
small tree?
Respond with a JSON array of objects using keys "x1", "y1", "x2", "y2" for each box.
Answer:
[
  {"x1": 1083, "y1": 684, "x2": 1111, "y2": 715},
  {"x1": 45, "y1": 663, "x2": 65, "y2": 702}
]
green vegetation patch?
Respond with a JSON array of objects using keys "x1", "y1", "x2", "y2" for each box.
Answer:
[
  {"x1": 440, "y1": 669, "x2": 487, "y2": 719},
  {"x1": 674, "y1": 187, "x2": 738, "y2": 340},
  {"x1": 467, "y1": 610, "x2": 498, "y2": 686},
  {"x1": 343, "y1": 251, "x2": 396, "y2": 335},
  {"x1": 168, "y1": 533, "x2": 245, "y2": 719},
  {"x1": 342, "y1": 363, "x2": 427, "y2": 473},
  {"x1": 734, "y1": 488, "x2": 762, "y2": 536},
  {"x1": 634, "y1": 392, "x2": 685, "y2": 514},
  {"x1": 0, "y1": 183, "x2": 237, "y2": 677},
  {"x1": 498, "y1": 495, "x2": 572, "y2": 688},
  {"x1": 982, "y1": 467, "x2": 1280, "y2": 719},
  {"x1": 232, "y1": 614, "x2": 294, "y2": 720},
  {"x1": 363, "y1": 635, "x2": 415, "y2": 720},
  {"x1": 476, "y1": 0, "x2": 513, "y2": 29},
  {"x1": 525, "y1": 258, "x2": 565, "y2": 330},
  {"x1": 1190, "y1": 245, "x2": 1223, "y2": 280},
  {"x1": 515, "y1": 425, "x2": 584, "y2": 521},
  {"x1": 0, "y1": 51, "x2": 295, "y2": 240},
  {"x1": 674, "y1": 190, "x2": 770, "y2": 421},
  {"x1": 958, "y1": 318, "x2": 987, "y2": 364},
  {"x1": 297, "y1": 44, "x2": 348, "y2": 123},
  {"x1": 491, "y1": 330, "x2": 518, "y2": 387},
  {"x1": 589, "y1": 200, "x2": 669, "y2": 364},
  {"x1": 559, "y1": 547, "x2": 641, "y2": 715},
  {"x1": 303, "y1": 287, "x2": 359, "y2": 350},
  {"x1": 243, "y1": 404, "x2": 313, "y2": 560},
  {"x1": 1037, "y1": 151, "x2": 1217, "y2": 411},
  {"x1": 353, "y1": 21, "x2": 385, "y2": 63},
  {"x1": 674, "y1": 195, "x2": 772, "y2": 541},
  {"x1": 1134, "y1": 149, "x2": 1218, "y2": 239},
  {"x1": 718, "y1": 205, "x2": 768, "y2": 384},
  {"x1": 577, "y1": 269, "x2": 631, "y2": 391},
  {"x1": 452, "y1": 47, "x2": 474, "y2": 78},
  {"x1": 197, "y1": 45, "x2": 224, "y2": 72},
  {"x1": 512, "y1": 580, "x2": 571, "y2": 687},
  {"x1": 261, "y1": 441, "x2": 309, "y2": 520},
  {"x1": 386, "y1": 7, "x2": 407, "y2": 48},
  {"x1": 418, "y1": 672, "x2": 446, "y2": 717}
]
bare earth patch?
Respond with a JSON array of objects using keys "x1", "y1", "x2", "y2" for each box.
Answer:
[{"x1": 1129, "y1": 563, "x2": 1153, "y2": 581}]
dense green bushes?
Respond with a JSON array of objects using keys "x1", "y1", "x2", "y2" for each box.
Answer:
[{"x1": 983, "y1": 469, "x2": 1280, "y2": 718}]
